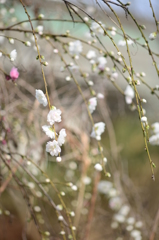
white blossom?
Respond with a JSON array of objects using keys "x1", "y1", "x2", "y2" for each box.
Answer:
[
  {"x1": 36, "y1": 25, "x2": 43, "y2": 34},
  {"x1": 124, "y1": 85, "x2": 135, "y2": 104},
  {"x1": 149, "y1": 32, "x2": 156, "y2": 40},
  {"x1": 10, "y1": 49, "x2": 17, "y2": 61},
  {"x1": 127, "y1": 39, "x2": 134, "y2": 45},
  {"x1": 46, "y1": 140, "x2": 61, "y2": 156},
  {"x1": 56, "y1": 157, "x2": 62, "y2": 162},
  {"x1": 118, "y1": 39, "x2": 133, "y2": 46},
  {"x1": 119, "y1": 205, "x2": 130, "y2": 216},
  {"x1": 114, "y1": 214, "x2": 125, "y2": 223},
  {"x1": 88, "y1": 97, "x2": 97, "y2": 114},
  {"x1": 91, "y1": 122, "x2": 105, "y2": 140},
  {"x1": 130, "y1": 230, "x2": 141, "y2": 238},
  {"x1": 58, "y1": 128, "x2": 66, "y2": 146},
  {"x1": 86, "y1": 50, "x2": 96, "y2": 59},
  {"x1": 109, "y1": 197, "x2": 122, "y2": 211},
  {"x1": 97, "y1": 56, "x2": 107, "y2": 71},
  {"x1": 47, "y1": 107, "x2": 62, "y2": 125},
  {"x1": 127, "y1": 217, "x2": 135, "y2": 225},
  {"x1": 9, "y1": 38, "x2": 14, "y2": 44},
  {"x1": 97, "y1": 93, "x2": 104, "y2": 99},
  {"x1": 149, "y1": 134, "x2": 159, "y2": 145},
  {"x1": 90, "y1": 21, "x2": 105, "y2": 34},
  {"x1": 97, "y1": 180, "x2": 113, "y2": 194},
  {"x1": 141, "y1": 116, "x2": 147, "y2": 123},
  {"x1": 25, "y1": 41, "x2": 31, "y2": 47},
  {"x1": 0, "y1": 52, "x2": 2, "y2": 57},
  {"x1": 42, "y1": 125, "x2": 55, "y2": 139},
  {"x1": 111, "y1": 72, "x2": 118, "y2": 80},
  {"x1": 94, "y1": 163, "x2": 103, "y2": 171},
  {"x1": 35, "y1": 89, "x2": 48, "y2": 107},
  {"x1": 151, "y1": 122, "x2": 159, "y2": 134},
  {"x1": 69, "y1": 40, "x2": 82, "y2": 56},
  {"x1": 118, "y1": 40, "x2": 126, "y2": 46}
]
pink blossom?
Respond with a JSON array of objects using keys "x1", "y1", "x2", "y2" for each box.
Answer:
[{"x1": 10, "y1": 67, "x2": 19, "y2": 81}]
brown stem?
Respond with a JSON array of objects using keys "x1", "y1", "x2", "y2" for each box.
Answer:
[
  {"x1": 84, "y1": 171, "x2": 101, "y2": 240},
  {"x1": 149, "y1": 206, "x2": 159, "y2": 240}
]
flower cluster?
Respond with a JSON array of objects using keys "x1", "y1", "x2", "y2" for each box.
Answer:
[
  {"x1": 35, "y1": 90, "x2": 66, "y2": 159},
  {"x1": 98, "y1": 180, "x2": 143, "y2": 240},
  {"x1": 149, "y1": 122, "x2": 159, "y2": 145}
]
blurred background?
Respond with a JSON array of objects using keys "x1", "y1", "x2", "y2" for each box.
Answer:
[{"x1": 0, "y1": 0, "x2": 159, "y2": 239}]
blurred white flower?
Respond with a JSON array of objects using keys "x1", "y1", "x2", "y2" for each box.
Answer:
[
  {"x1": 9, "y1": 38, "x2": 14, "y2": 44},
  {"x1": 127, "y1": 39, "x2": 134, "y2": 45},
  {"x1": 91, "y1": 122, "x2": 105, "y2": 140},
  {"x1": 36, "y1": 25, "x2": 43, "y2": 34},
  {"x1": 46, "y1": 140, "x2": 61, "y2": 156},
  {"x1": 10, "y1": 49, "x2": 17, "y2": 61},
  {"x1": 108, "y1": 188, "x2": 117, "y2": 198},
  {"x1": 124, "y1": 85, "x2": 134, "y2": 104},
  {"x1": 97, "y1": 93, "x2": 104, "y2": 99},
  {"x1": 88, "y1": 97, "x2": 97, "y2": 114},
  {"x1": 0, "y1": 52, "x2": 2, "y2": 57},
  {"x1": 97, "y1": 56, "x2": 107, "y2": 71},
  {"x1": 58, "y1": 128, "x2": 67, "y2": 146},
  {"x1": 135, "y1": 221, "x2": 143, "y2": 228},
  {"x1": 42, "y1": 125, "x2": 55, "y2": 139},
  {"x1": 118, "y1": 39, "x2": 126, "y2": 46},
  {"x1": 118, "y1": 39, "x2": 133, "y2": 46},
  {"x1": 151, "y1": 122, "x2": 159, "y2": 134},
  {"x1": 111, "y1": 72, "x2": 118, "y2": 80},
  {"x1": 119, "y1": 205, "x2": 130, "y2": 216},
  {"x1": 109, "y1": 197, "x2": 122, "y2": 211},
  {"x1": 69, "y1": 40, "x2": 82, "y2": 56},
  {"x1": 94, "y1": 163, "x2": 102, "y2": 171},
  {"x1": 149, "y1": 134, "x2": 159, "y2": 145},
  {"x1": 35, "y1": 89, "x2": 48, "y2": 106},
  {"x1": 149, "y1": 32, "x2": 156, "y2": 40},
  {"x1": 141, "y1": 116, "x2": 147, "y2": 123},
  {"x1": 114, "y1": 214, "x2": 125, "y2": 223},
  {"x1": 97, "y1": 180, "x2": 113, "y2": 194},
  {"x1": 130, "y1": 230, "x2": 141, "y2": 238},
  {"x1": 127, "y1": 217, "x2": 135, "y2": 225},
  {"x1": 83, "y1": 176, "x2": 91, "y2": 185},
  {"x1": 25, "y1": 41, "x2": 31, "y2": 47},
  {"x1": 91, "y1": 21, "x2": 105, "y2": 34},
  {"x1": 86, "y1": 50, "x2": 96, "y2": 59},
  {"x1": 47, "y1": 107, "x2": 61, "y2": 125}
]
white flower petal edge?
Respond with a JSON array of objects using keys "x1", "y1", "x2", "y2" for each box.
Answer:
[
  {"x1": 124, "y1": 85, "x2": 134, "y2": 104},
  {"x1": 35, "y1": 89, "x2": 48, "y2": 107},
  {"x1": 10, "y1": 49, "x2": 17, "y2": 62},
  {"x1": 91, "y1": 122, "x2": 105, "y2": 140},
  {"x1": 47, "y1": 107, "x2": 62, "y2": 125},
  {"x1": 88, "y1": 97, "x2": 97, "y2": 114},
  {"x1": 58, "y1": 128, "x2": 67, "y2": 146},
  {"x1": 94, "y1": 163, "x2": 103, "y2": 171},
  {"x1": 46, "y1": 140, "x2": 61, "y2": 156},
  {"x1": 42, "y1": 125, "x2": 55, "y2": 139}
]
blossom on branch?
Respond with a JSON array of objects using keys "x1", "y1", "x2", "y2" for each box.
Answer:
[
  {"x1": 10, "y1": 67, "x2": 19, "y2": 81},
  {"x1": 42, "y1": 125, "x2": 55, "y2": 139},
  {"x1": 69, "y1": 40, "x2": 82, "y2": 56},
  {"x1": 46, "y1": 140, "x2": 61, "y2": 156},
  {"x1": 91, "y1": 122, "x2": 105, "y2": 140},
  {"x1": 124, "y1": 85, "x2": 134, "y2": 104},
  {"x1": 58, "y1": 129, "x2": 67, "y2": 146},
  {"x1": 47, "y1": 107, "x2": 62, "y2": 125},
  {"x1": 88, "y1": 97, "x2": 97, "y2": 114},
  {"x1": 35, "y1": 89, "x2": 48, "y2": 107}
]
